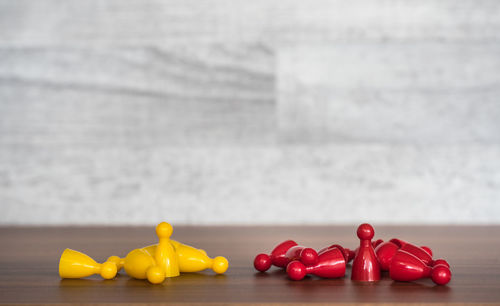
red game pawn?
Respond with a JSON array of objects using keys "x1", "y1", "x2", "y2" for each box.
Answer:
[
  {"x1": 375, "y1": 241, "x2": 399, "y2": 271},
  {"x1": 400, "y1": 244, "x2": 433, "y2": 266},
  {"x1": 254, "y1": 240, "x2": 298, "y2": 272},
  {"x1": 390, "y1": 238, "x2": 432, "y2": 251},
  {"x1": 390, "y1": 239, "x2": 433, "y2": 256},
  {"x1": 390, "y1": 250, "x2": 451, "y2": 285},
  {"x1": 376, "y1": 241, "x2": 445, "y2": 271},
  {"x1": 318, "y1": 244, "x2": 355, "y2": 263},
  {"x1": 389, "y1": 238, "x2": 434, "y2": 265},
  {"x1": 285, "y1": 246, "x2": 319, "y2": 266},
  {"x1": 351, "y1": 223, "x2": 381, "y2": 282},
  {"x1": 286, "y1": 247, "x2": 346, "y2": 281}
]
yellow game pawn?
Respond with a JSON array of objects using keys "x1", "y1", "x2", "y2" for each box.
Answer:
[
  {"x1": 153, "y1": 222, "x2": 180, "y2": 278},
  {"x1": 123, "y1": 222, "x2": 179, "y2": 284},
  {"x1": 171, "y1": 240, "x2": 229, "y2": 274},
  {"x1": 143, "y1": 241, "x2": 228, "y2": 274},
  {"x1": 59, "y1": 249, "x2": 118, "y2": 280}
]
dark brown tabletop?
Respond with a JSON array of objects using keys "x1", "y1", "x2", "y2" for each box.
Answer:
[{"x1": 0, "y1": 225, "x2": 499, "y2": 305}]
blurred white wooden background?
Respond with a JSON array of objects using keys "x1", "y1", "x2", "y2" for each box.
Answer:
[{"x1": 1, "y1": 0, "x2": 499, "y2": 225}]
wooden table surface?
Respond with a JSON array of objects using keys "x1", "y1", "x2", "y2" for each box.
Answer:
[{"x1": 0, "y1": 225, "x2": 499, "y2": 305}]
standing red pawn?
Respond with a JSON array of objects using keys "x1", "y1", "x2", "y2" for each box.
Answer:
[{"x1": 351, "y1": 223, "x2": 381, "y2": 282}]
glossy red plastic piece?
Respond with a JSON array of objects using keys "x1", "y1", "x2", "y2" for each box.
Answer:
[
  {"x1": 390, "y1": 238, "x2": 433, "y2": 258},
  {"x1": 285, "y1": 246, "x2": 319, "y2": 266},
  {"x1": 372, "y1": 239, "x2": 384, "y2": 249},
  {"x1": 253, "y1": 253, "x2": 272, "y2": 272},
  {"x1": 431, "y1": 258, "x2": 450, "y2": 268},
  {"x1": 346, "y1": 248, "x2": 356, "y2": 263},
  {"x1": 390, "y1": 250, "x2": 451, "y2": 285},
  {"x1": 346, "y1": 249, "x2": 356, "y2": 263},
  {"x1": 353, "y1": 239, "x2": 383, "y2": 259},
  {"x1": 400, "y1": 243, "x2": 433, "y2": 266},
  {"x1": 253, "y1": 240, "x2": 298, "y2": 272},
  {"x1": 286, "y1": 247, "x2": 346, "y2": 281},
  {"x1": 431, "y1": 264, "x2": 452, "y2": 285},
  {"x1": 421, "y1": 246, "x2": 433, "y2": 257},
  {"x1": 318, "y1": 244, "x2": 354, "y2": 263},
  {"x1": 375, "y1": 239, "x2": 443, "y2": 271},
  {"x1": 389, "y1": 238, "x2": 407, "y2": 248},
  {"x1": 271, "y1": 240, "x2": 299, "y2": 268},
  {"x1": 351, "y1": 224, "x2": 381, "y2": 282},
  {"x1": 374, "y1": 241, "x2": 399, "y2": 271}
]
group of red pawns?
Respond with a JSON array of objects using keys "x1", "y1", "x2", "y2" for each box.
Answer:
[{"x1": 253, "y1": 223, "x2": 451, "y2": 285}]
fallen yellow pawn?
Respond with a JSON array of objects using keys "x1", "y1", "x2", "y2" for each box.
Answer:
[{"x1": 59, "y1": 248, "x2": 119, "y2": 280}]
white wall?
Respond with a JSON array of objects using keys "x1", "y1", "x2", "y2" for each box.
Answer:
[{"x1": 1, "y1": 0, "x2": 499, "y2": 225}]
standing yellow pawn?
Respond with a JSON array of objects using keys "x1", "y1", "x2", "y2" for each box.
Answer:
[
  {"x1": 153, "y1": 222, "x2": 180, "y2": 279},
  {"x1": 124, "y1": 222, "x2": 180, "y2": 284}
]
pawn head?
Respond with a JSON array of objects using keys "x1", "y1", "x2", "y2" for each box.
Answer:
[
  {"x1": 100, "y1": 261, "x2": 118, "y2": 280},
  {"x1": 286, "y1": 261, "x2": 306, "y2": 281},
  {"x1": 431, "y1": 264, "x2": 451, "y2": 285},
  {"x1": 106, "y1": 255, "x2": 123, "y2": 269},
  {"x1": 254, "y1": 253, "x2": 272, "y2": 272},
  {"x1": 357, "y1": 223, "x2": 375, "y2": 240},
  {"x1": 156, "y1": 222, "x2": 173, "y2": 239},
  {"x1": 299, "y1": 248, "x2": 318, "y2": 266},
  {"x1": 147, "y1": 266, "x2": 166, "y2": 284},
  {"x1": 213, "y1": 256, "x2": 229, "y2": 274}
]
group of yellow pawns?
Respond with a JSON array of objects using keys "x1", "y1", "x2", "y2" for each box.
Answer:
[{"x1": 59, "y1": 222, "x2": 229, "y2": 284}]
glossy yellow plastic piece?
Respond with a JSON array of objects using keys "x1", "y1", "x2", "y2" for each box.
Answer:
[
  {"x1": 124, "y1": 222, "x2": 180, "y2": 284},
  {"x1": 59, "y1": 248, "x2": 117, "y2": 280},
  {"x1": 59, "y1": 222, "x2": 229, "y2": 284},
  {"x1": 112, "y1": 241, "x2": 227, "y2": 275},
  {"x1": 123, "y1": 248, "x2": 156, "y2": 280},
  {"x1": 143, "y1": 241, "x2": 228, "y2": 274},
  {"x1": 106, "y1": 255, "x2": 125, "y2": 271},
  {"x1": 173, "y1": 240, "x2": 227, "y2": 274},
  {"x1": 155, "y1": 222, "x2": 180, "y2": 278}
]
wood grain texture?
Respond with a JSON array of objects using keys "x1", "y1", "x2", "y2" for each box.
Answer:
[
  {"x1": 0, "y1": 225, "x2": 499, "y2": 305},
  {"x1": 277, "y1": 44, "x2": 500, "y2": 143},
  {"x1": 1, "y1": 0, "x2": 500, "y2": 45}
]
